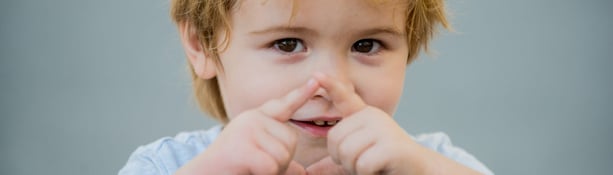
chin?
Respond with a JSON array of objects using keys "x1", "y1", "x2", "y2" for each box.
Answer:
[{"x1": 291, "y1": 125, "x2": 330, "y2": 166}]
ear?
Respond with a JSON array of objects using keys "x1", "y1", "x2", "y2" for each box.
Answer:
[{"x1": 178, "y1": 22, "x2": 217, "y2": 79}]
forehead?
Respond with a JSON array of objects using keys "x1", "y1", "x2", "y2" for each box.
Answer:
[{"x1": 232, "y1": 0, "x2": 408, "y2": 35}]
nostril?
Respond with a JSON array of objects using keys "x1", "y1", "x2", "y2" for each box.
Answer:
[
  {"x1": 311, "y1": 95, "x2": 326, "y2": 102},
  {"x1": 313, "y1": 88, "x2": 330, "y2": 101}
]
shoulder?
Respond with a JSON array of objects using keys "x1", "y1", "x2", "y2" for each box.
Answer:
[
  {"x1": 413, "y1": 132, "x2": 495, "y2": 175},
  {"x1": 118, "y1": 125, "x2": 223, "y2": 175}
]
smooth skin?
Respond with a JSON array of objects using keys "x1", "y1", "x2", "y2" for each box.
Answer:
[
  {"x1": 311, "y1": 73, "x2": 482, "y2": 175},
  {"x1": 175, "y1": 79, "x2": 319, "y2": 175},
  {"x1": 175, "y1": 0, "x2": 483, "y2": 174},
  {"x1": 175, "y1": 73, "x2": 482, "y2": 174}
]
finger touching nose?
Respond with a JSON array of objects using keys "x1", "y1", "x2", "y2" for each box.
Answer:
[
  {"x1": 312, "y1": 72, "x2": 366, "y2": 117},
  {"x1": 258, "y1": 78, "x2": 320, "y2": 122}
]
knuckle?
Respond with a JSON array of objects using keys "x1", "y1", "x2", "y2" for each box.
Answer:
[
  {"x1": 255, "y1": 153, "x2": 280, "y2": 174},
  {"x1": 277, "y1": 149, "x2": 291, "y2": 163},
  {"x1": 337, "y1": 143, "x2": 351, "y2": 161},
  {"x1": 268, "y1": 163, "x2": 281, "y2": 174},
  {"x1": 339, "y1": 154, "x2": 354, "y2": 171},
  {"x1": 355, "y1": 153, "x2": 379, "y2": 175},
  {"x1": 355, "y1": 163, "x2": 375, "y2": 175}
]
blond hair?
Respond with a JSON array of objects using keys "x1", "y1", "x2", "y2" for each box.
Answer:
[{"x1": 170, "y1": 0, "x2": 450, "y2": 123}]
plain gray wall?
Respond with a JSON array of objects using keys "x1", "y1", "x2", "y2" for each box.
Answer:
[{"x1": 1, "y1": 0, "x2": 611, "y2": 174}]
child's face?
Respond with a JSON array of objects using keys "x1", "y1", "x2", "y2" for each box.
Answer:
[{"x1": 216, "y1": 0, "x2": 408, "y2": 164}]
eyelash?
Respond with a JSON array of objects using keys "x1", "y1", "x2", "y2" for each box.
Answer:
[
  {"x1": 272, "y1": 38, "x2": 306, "y2": 54},
  {"x1": 351, "y1": 39, "x2": 384, "y2": 56},
  {"x1": 270, "y1": 38, "x2": 386, "y2": 55}
]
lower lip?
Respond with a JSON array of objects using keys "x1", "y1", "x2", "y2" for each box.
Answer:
[{"x1": 290, "y1": 120, "x2": 333, "y2": 137}]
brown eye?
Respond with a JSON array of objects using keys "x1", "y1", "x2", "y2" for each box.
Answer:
[
  {"x1": 274, "y1": 38, "x2": 305, "y2": 53},
  {"x1": 352, "y1": 39, "x2": 381, "y2": 54}
]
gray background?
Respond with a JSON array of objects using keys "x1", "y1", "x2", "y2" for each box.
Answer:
[{"x1": 1, "y1": 0, "x2": 611, "y2": 174}]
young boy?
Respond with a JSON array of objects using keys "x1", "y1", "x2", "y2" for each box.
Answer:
[{"x1": 120, "y1": 0, "x2": 493, "y2": 174}]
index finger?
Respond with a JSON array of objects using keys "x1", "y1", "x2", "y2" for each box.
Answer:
[
  {"x1": 313, "y1": 72, "x2": 367, "y2": 117},
  {"x1": 258, "y1": 78, "x2": 320, "y2": 121}
]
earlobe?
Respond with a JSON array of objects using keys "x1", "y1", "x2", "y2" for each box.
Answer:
[{"x1": 179, "y1": 23, "x2": 217, "y2": 79}]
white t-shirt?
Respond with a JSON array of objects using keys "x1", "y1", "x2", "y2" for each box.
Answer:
[{"x1": 119, "y1": 125, "x2": 494, "y2": 174}]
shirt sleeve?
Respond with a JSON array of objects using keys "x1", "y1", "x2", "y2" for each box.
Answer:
[
  {"x1": 118, "y1": 146, "x2": 165, "y2": 175},
  {"x1": 117, "y1": 127, "x2": 220, "y2": 175},
  {"x1": 414, "y1": 132, "x2": 494, "y2": 175}
]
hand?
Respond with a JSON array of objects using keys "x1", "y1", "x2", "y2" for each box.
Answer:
[
  {"x1": 308, "y1": 73, "x2": 484, "y2": 175},
  {"x1": 313, "y1": 73, "x2": 417, "y2": 175},
  {"x1": 305, "y1": 157, "x2": 348, "y2": 175},
  {"x1": 175, "y1": 78, "x2": 320, "y2": 175}
]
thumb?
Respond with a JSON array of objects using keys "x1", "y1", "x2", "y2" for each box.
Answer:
[{"x1": 284, "y1": 161, "x2": 306, "y2": 175}]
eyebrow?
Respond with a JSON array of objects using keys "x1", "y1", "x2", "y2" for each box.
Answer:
[
  {"x1": 250, "y1": 26, "x2": 317, "y2": 36},
  {"x1": 249, "y1": 26, "x2": 404, "y2": 37},
  {"x1": 357, "y1": 27, "x2": 405, "y2": 37}
]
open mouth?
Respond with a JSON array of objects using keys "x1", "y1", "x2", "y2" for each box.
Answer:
[
  {"x1": 293, "y1": 120, "x2": 339, "y2": 126},
  {"x1": 289, "y1": 119, "x2": 341, "y2": 137}
]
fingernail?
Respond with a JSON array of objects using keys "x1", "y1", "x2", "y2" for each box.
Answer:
[{"x1": 307, "y1": 78, "x2": 317, "y2": 88}]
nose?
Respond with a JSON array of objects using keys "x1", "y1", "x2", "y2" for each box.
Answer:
[
  {"x1": 313, "y1": 87, "x2": 329, "y2": 100},
  {"x1": 304, "y1": 51, "x2": 356, "y2": 116},
  {"x1": 309, "y1": 51, "x2": 356, "y2": 94},
  {"x1": 311, "y1": 52, "x2": 352, "y2": 85}
]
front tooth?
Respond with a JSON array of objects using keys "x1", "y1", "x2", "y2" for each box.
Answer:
[
  {"x1": 326, "y1": 120, "x2": 337, "y2": 125},
  {"x1": 313, "y1": 120, "x2": 326, "y2": 126}
]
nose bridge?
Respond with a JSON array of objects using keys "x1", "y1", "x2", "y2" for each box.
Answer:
[{"x1": 313, "y1": 51, "x2": 350, "y2": 82}]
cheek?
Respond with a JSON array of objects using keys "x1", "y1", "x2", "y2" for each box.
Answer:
[
  {"x1": 220, "y1": 65, "x2": 308, "y2": 120},
  {"x1": 216, "y1": 36, "x2": 313, "y2": 120},
  {"x1": 353, "y1": 65, "x2": 406, "y2": 116}
]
